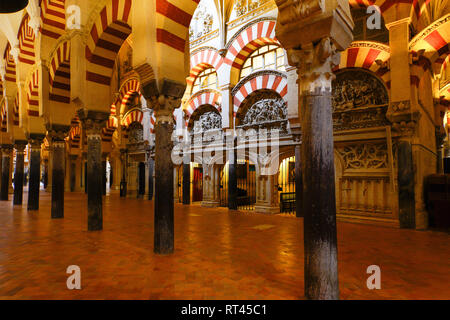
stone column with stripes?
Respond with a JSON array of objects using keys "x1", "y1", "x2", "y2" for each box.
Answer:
[
  {"x1": 275, "y1": 0, "x2": 354, "y2": 300},
  {"x1": 77, "y1": 110, "x2": 109, "y2": 231},
  {"x1": 142, "y1": 79, "x2": 185, "y2": 255},
  {"x1": 46, "y1": 125, "x2": 70, "y2": 219}
]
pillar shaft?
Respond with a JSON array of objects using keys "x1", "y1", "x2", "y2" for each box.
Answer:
[
  {"x1": 301, "y1": 88, "x2": 339, "y2": 299},
  {"x1": 13, "y1": 144, "x2": 26, "y2": 205},
  {"x1": 154, "y1": 121, "x2": 174, "y2": 254},
  {"x1": 294, "y1": 142, "x2": 303, "y2": 218},
  {"x1": 1, "y1": 146, "x2": 12, "y2": 201},
  {"x1": 397, "y1": 140, "x2": 415, "y2": 228},
  {"x1": 28, "y1": 140, "x2": 42, "y2": 211},
  {"x1": 86, "y1": 134, "x2": 103, "y2": 230},
  {"x1": 182, "y1": 163, "x2": 190, "y2": 204},
  {"x1": 148, "y1": 157, "x2": 154, "y2": 200},
  {"x1": 77, "y1": 110, "x2": 109, "y2": 231},
  {"x1": 228, "y1": 141, "x2": 237, "y2": 210},
  {"x1": 51, "y1": 141, "x2": 65, "y2": 218}
]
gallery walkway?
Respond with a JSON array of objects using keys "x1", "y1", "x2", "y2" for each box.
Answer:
[{"x1": 0, "y1": 191, "x2": 449, "y2": 299}]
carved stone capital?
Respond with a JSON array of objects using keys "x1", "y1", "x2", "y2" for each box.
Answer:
[
  {"x1": 1, "y1": 144, "x2": 13, "y2": 156},
  {"x1": 141, "y1": 79, "x2": 185, "y2": 124},
  {"x1": 288, "y1": 37, "x2": 340, "y2": 94},
  {"x1": 14, "y1": 140, "x2": 27, "y2": 153},
  {"x1": 275, "y1": 0, "x2": 354, "y2": 51},
  {"x1": 46, "y1": 124, "x2": 71, "y2": 143},
  {"x1": 77, "y1": 109, "x2": 110, "y2": 138},
  {"x1": 388, "y1": 111, "x2": 421, "y2": 137}
]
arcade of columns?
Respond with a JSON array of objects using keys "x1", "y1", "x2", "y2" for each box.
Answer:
[{"x1": 0, "y1": 0, "x2": 449, "y2": 300}]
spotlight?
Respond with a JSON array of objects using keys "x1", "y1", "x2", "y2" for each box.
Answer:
[{"x1": 0, "y1": 0, "x2": 29, "y2": 14}]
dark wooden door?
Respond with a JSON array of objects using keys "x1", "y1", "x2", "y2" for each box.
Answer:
[{"x1": 193, "y1": 167, "x2": 203, "y2": 202}]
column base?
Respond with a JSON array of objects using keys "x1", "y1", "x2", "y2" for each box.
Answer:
[
  {"x1": 415, "y1": 209, "x2": 429, "y2": 230},
  {"x1": 201, "y1": 200, "x2": 220, "y2": 208},
  {"x1": 254, "y1": 204, "x2": 279, "y2": 214}
]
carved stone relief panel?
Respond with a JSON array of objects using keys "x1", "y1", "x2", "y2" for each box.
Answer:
[
  {"x1": 332, "y1": 69, "x2": 388, "y2": 112},
  {"x1": 336, "y1": 142, "x2": 388, "y2": 170},
  {"x1": 193, "y1": 111, "x2": 222, "y2": 134},
  {"x1": 128, "y1": 122, "x2": 144, "y2": 144}
]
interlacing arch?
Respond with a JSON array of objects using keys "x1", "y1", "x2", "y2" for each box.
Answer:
[
  {"x1": 102, "y1": 116, "x2": 118, "y2": 142},
  {"x1": 13, "y1": 94, "x2": 19, "y2": 126},
  {"x1": 335, "y1": 41, "x2": 391, "y2": 89},
  {"x1": 49, "y1": 40, "x2": 70, "y2": 104},
  {"x1": 0, "y1": 98, "x2": 7, "y2": 132},
  {"x1": 232, "y1": 71, "x2": 288, "y2": 117},
  {"x1": 118, "y1": 78, "x2": 141, "y2": 115},
  {"x1": 40, "y1": 0, "x2": 66, "y2": 39},
  {"x1": 3, "y1": 44, "x2": 16, "y2": 83},
  {"x1": 27, "y1": 69, "x2": 39, "y2": 117},
  {"x1": 18, "y1": 14, "x2": 36, "y2": 65},
  {"x1": 185, "y1": 89, "x2": 222, "y2": 119},
  {"x1": 122, "y1": 108, "x2": 143, "y2": 128},
  {"x1": 187, "y1": 47, "x2": 223, "y2": 89},
  {"x1": 85, "y1": 0, "x2": 132, "y2": 86}
]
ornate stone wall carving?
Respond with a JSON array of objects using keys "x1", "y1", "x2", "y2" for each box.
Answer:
[
  {"x1": 336, "y1": 143, "x2": 388, "y2": 170},
  {"x1": 242, "y1": 97, "x2": 287, "y2": 125},
  {"x1": 128, "y1": 122, "x2": 144, "y2": 144},
  {"x1": 332, "y1": 70, "x2": 388, "y2": 111},
  {"x1": 193, "y1": 111, "x2": 222, "y2": 134}
]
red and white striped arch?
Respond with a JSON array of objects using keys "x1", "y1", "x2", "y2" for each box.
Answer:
[
  {"x1": 40, "y1": 0, "x2": 66, "y2": 39},
  {"x1": 150, "y1": 113, "x2": 156, "y2": 134},
  {"x1": 232, "y1": 73, "x2": 288, "y2": 116},
  {"x1": 185, "y1": 89, "x2": 222, "y2": 119},
  {"x1": 0, "y1": 99, "x2": 7, "y2": 132},
  {"x1": 13, "y1": 94, "x2": 19, "y2": 126},
  {"x1": 85, "y1": 0, "x2": 132, "y2": 86},
  {"x1": 187, "y1": 48, "x2": 224, "y2": 88},
  {"x1": 335, "y1": 41, "x2": 391, "y2": 88},
  {"x1": 410, "y1": 15, "x2": 450, "y2": 75},
  {"x1": 102, "y1": 116, "x2": 118, "y2": 142},
  {"x1": 155, "y1": 0, "x2": 200, "y2": 53},
  {"x1": 49, "y1": 41, "x2": 70, "y2": 104},
  {"x1": 27, "y1": 69, "x2": 39, "y2": 117},
  {"x1": 3, "y1": 44, "x2": 16, "y2": 83},
  {"x1": 122, "y1": 109, "x2": 144, "y2": 127},
  {"x1": 118, "y1": 78, "x2": 141, "y2": 114},
  {"x1": 69, "y1": 124, "x2": 81, "y2": 149},
  {"x1": 224, "y1": 20, "x2": 279, "y2": 71},
  {"x1": 18, "y1": 14, "x2": 35, "y2": 65}
]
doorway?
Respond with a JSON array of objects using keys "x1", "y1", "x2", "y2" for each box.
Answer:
[{"x1": 192, "y1": 166, "x2": 203, "y2": 202}]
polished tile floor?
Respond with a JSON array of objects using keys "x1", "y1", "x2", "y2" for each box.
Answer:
[{"x1": 0, "y1": 190, "x2": 449, "y2": 300}]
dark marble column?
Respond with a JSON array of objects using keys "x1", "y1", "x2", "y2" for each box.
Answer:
[
  {"x1": 1, "y1": 145, "x2": 12, "y2": 201},
  {"x1": 120, "y1": 148, "x2": 127, "y2": 197},
  {"x1": 69, "y1": 155, "x2": 77, "y2": 192},
  {"x1": 288, "y1": 39, "x2": 345, "y2": 300},
  {"x1": 13, "y1": 142, "x2": 27, "y2": 205},
  {"x1": 182, "y1": 163, "x2": 190, "y2": 204},
  {"x1": 78, "y1": 110, "x2": 109, "y2": 231},
  {"x1": 397, "y1": 140, "x2": 416, "y2": 228},
  {"x1": 148, "y1": 157, "x2": 154, "y2": 200},
  {"x1": 294, "y1": 138, "x2": 303, "y2": 218},
  {"x1": 228, "y1": 138, "x2": 237, "y2": 210},
  {"x1": 47, "y1": 126, "x2": 69, "y2": 219},
  {"x1": 142, "y1": 79, "x2": 184, "y2": 254},
  {"x1": 154, "y1": 119, "x2": 174, "y2": 254},
  {"x1": 27, "y1": 137, "x2": 44, "y2": 211}
]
